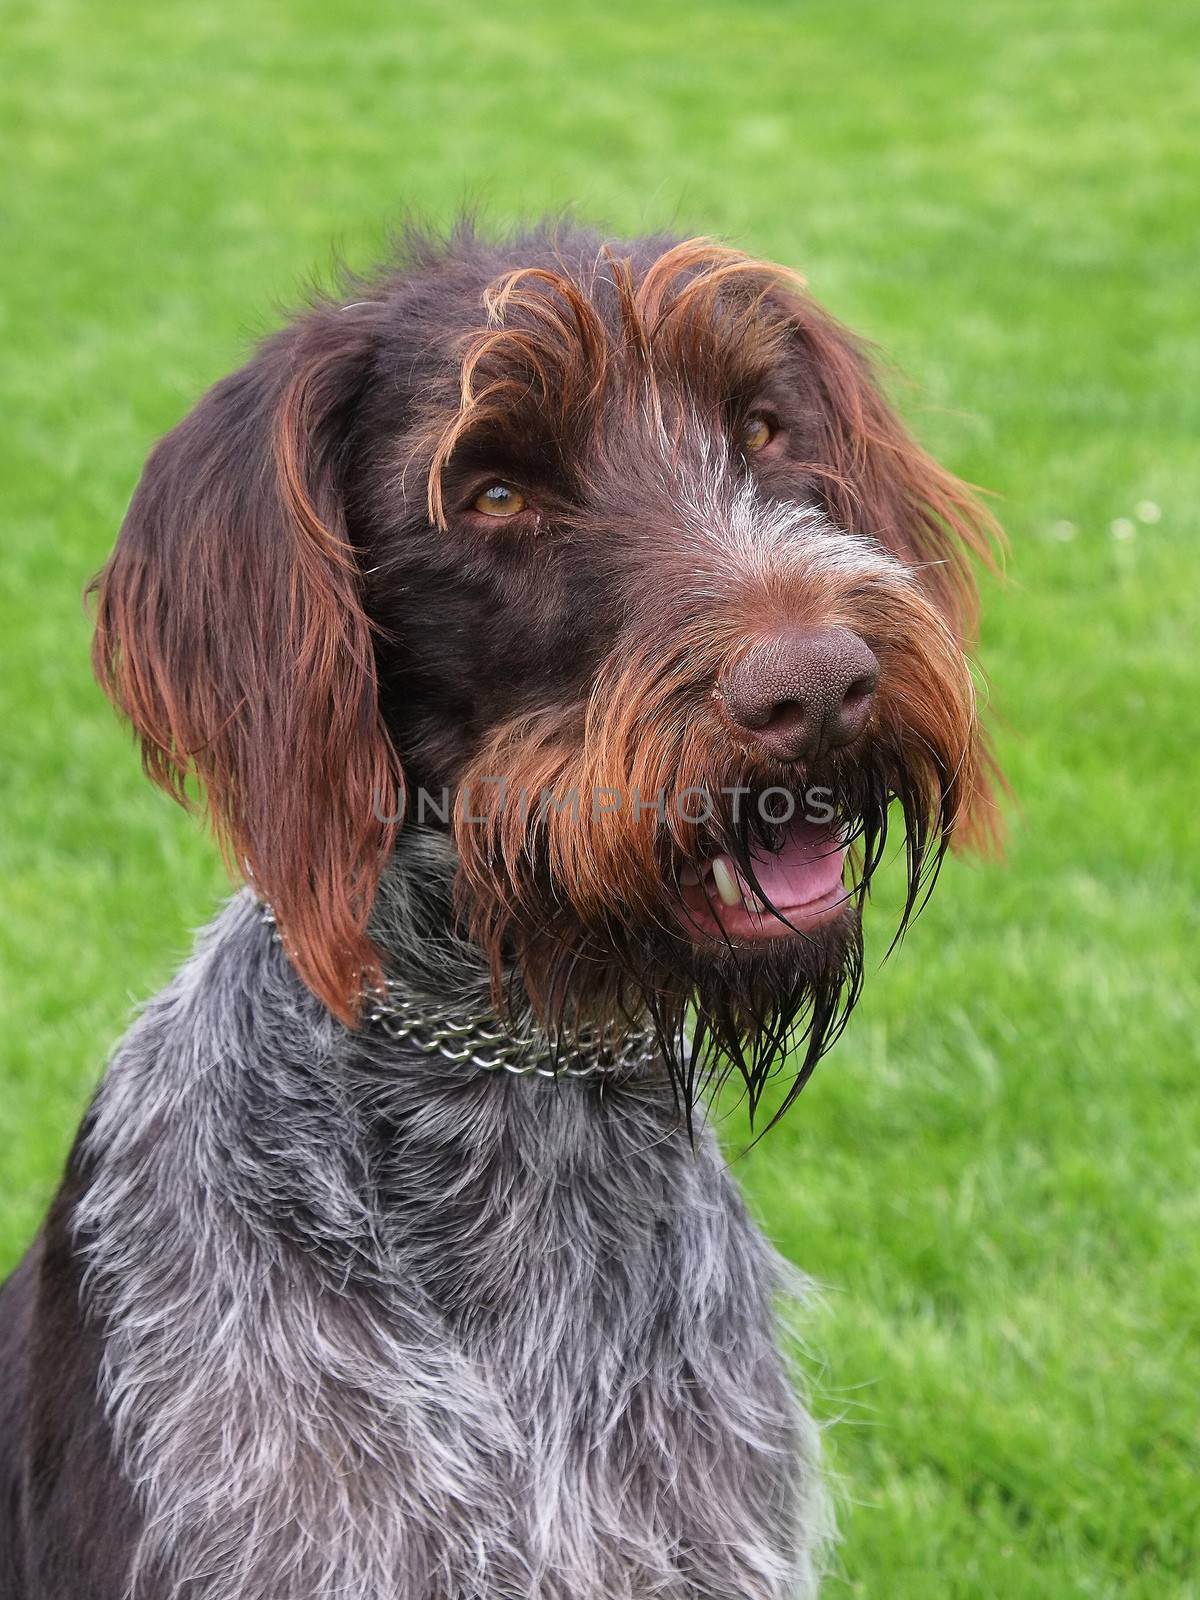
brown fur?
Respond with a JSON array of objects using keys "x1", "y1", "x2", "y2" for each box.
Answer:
[
  {"x1": 89, "y1": 225, "x2": 1001, "y2": 1053},
  {"x1": 91, "y1": 312, "x2": 402, "y2": 1022}
]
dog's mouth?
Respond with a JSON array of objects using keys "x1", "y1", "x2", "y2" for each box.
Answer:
[{"x1": 676, "y1": 818, "x2": 850, "y2": 943}]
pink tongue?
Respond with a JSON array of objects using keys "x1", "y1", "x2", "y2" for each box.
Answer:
[{"x1": 728, "y1": 822, "x2": 846, "y2": 909}]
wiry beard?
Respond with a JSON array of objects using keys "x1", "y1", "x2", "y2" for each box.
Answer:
[
  {"x1": 669, "y1": 754, "x2": 954, "y2": 1126},
  {"x1": 446, "y1": 741, "x2": 961, "y2": 1129},
  {"x1": 609, "y1": 905, "x2": 864, "y2": 1133}
]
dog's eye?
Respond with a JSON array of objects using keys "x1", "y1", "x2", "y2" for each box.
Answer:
[
  {"x1": 741, "y1": 415, "x2": 773, "y2": 453},
  {"x1": 473, "y1": 483, "x2": 526, "y2": 518}
]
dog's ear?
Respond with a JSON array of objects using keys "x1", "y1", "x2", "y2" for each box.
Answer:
[
  {"x1": 91, "y1": 303, "x2": 402, "y2": 1023},
  {"x1": 782, "y1": 297, "x2": 1005, "y2": 850}
]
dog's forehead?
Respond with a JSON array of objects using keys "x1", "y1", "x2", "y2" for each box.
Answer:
[
  {"x1": 473, "y1": 244, "x2": 792, "y2": 398},
  {"x1": 409, "y1": 239, "x2": 801, "y2": 520}
]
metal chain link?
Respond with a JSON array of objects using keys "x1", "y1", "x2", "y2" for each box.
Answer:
[{"x1": 261, "y1": 904, "x2": 657, "y2": 1081}]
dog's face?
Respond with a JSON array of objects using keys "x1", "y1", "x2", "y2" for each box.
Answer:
[{"x1": 93, "y1": 227, "x2": 999, "y2": 1106}]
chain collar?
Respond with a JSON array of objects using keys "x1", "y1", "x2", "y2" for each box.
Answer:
[
  {"x1": 261, "y1": 904, "x2": 659, "y2": 1081},
  {"x1": 362, "y1": 990, "x2": 661, "y2": 1080}
]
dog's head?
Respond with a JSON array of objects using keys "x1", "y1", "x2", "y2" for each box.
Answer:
[{"x1": 93, "y1": 225, "x2": 1000, "y2": 1107}]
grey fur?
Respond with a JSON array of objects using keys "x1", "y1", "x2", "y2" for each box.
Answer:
[
  {"x1": 667, "y1": 420, "x2": 912, "y2": 594},
  {"x1": 73, "y1": 833, "x2": 832, "y2": 1600}
]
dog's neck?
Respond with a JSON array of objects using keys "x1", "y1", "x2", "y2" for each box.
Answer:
[
  {"x1": 365, "y1": 830, "x2": 665, "y2": 1081},
  {"x1": 368, "y1": 828, "x2": 495, "y2": 1006}
]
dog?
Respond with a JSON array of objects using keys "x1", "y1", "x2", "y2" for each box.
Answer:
[{"x1": 0, "y1": 223, "x2": 999, "y2": 1599}]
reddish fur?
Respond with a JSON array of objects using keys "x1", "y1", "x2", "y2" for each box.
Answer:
[
  {"x1": 90, "y1": 314, "x2": 401, "y2": 1024},
  {"x1": 455, "y1": 561, "x2": 983, "y2": 1008},
  {"x1": 91, "y1": 230, "x2": 1001, "y2": 1025}
]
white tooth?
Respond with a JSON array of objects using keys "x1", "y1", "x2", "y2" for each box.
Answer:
[
  {"x1": 679, "y1": 863, "x2": 701, "y2": 886},
  {"x1": 711, "y1": 858, "x2": 744, "y2": 909}
]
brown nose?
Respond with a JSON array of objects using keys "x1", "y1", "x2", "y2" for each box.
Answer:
[{"x1": 719, "y1": 626, "x2": 880, "y2": 763}]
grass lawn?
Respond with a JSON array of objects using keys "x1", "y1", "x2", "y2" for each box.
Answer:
[{"x1": 2, "y1": 0, "x2": 1197, "y2": 1593}]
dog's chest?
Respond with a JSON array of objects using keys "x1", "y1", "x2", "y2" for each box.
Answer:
[
  {"x1": 75, "y1": 925, "x2": 821, "y2": 1598},
  {"x1": 351, "y1": 1069, "x2": 815, "y2": 1596}
]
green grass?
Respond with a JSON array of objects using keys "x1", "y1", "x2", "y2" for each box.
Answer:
[{"x1": 2, "y1": 0, "x2": 1198, "y2": 1592}]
